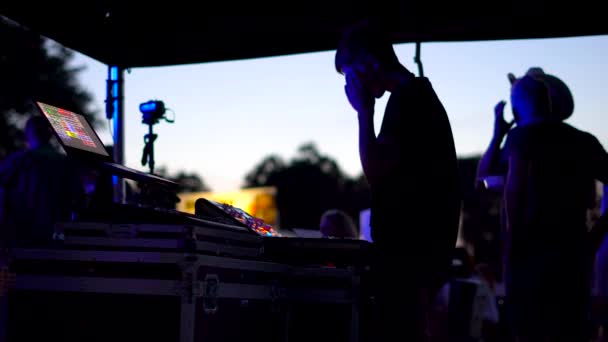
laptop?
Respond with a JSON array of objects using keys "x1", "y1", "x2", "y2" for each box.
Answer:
[{"x1": 35, "y1": 101, "x2": 177, "y2": 188}]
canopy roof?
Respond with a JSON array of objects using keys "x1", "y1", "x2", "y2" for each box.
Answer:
[{"x1": 3, "y1": 1, "x2": 606, "y2": 67}]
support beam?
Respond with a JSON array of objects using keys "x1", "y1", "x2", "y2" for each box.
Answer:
[{"x1": 106, "y1": 65, "x2": 125, "y2": 203}]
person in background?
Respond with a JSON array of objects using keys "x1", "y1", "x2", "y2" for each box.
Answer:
[
  {"x1": 0, "y1": 116, "x2": 83, "y2": 248},
  {"x1": 477, "y1": 67, "x2": 576, "y2": 187},
  {"x1": 502, "y1": 75, "x2": 608, "y2": 341},
  {"x1": 434, "y1": 248, "x2": 500, "y2": 342},
  {"x1": 319, "y1": 209, "x2": 358, "y2": 239}
]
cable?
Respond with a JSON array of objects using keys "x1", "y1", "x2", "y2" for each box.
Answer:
[
  {"x1": 164, "y1": 108, "x2": 176, "y2": 123},
  {"x1": 414, "y1": 41, "x2": 424, "y2": 77}
]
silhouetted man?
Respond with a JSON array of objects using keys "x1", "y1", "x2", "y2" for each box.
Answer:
[
  {"x1": 502, "y1": 75, "x2": 608, "y2": 341},
  {"x1": 335, "y1": 21, "x2": 460, "y2": 340},
  {"x1": 0, "y1": 116, "x2": 82, "y2": 248}
]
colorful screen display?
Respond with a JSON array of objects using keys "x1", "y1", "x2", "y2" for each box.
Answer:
[{"x1": 37, "y1": 102, "x2": 110, "y2": 158}]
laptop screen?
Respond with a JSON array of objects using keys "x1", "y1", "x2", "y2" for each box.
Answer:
[{"x1": 36, "y1": 101, "x2": 110, "y2": 158}]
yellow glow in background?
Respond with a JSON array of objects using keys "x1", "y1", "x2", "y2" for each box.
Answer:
[{"x1": 177, "y1": 186, "x2": 278, "y2": 226}]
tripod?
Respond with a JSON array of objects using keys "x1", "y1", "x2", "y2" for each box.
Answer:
[{"x1": 141, "y1": 122, "x2": 158, "y2": 174}]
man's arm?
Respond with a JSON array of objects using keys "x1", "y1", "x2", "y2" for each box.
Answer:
[
  {"x1": 588, "y1": 136, "x2": 608, "y2": 253},
  {"x1": 476, "y1": 101, "x2": 514, "y2": 188},
  {"x1": 477, "y1": 137, "x2": 505, "y2": 179},
  {"x1": 0, "y1": 153, "x2": 22, "y2": 251},
  {"x1": 345, "y1": 70, "x2": 401, "y2": 186},
  {"x1": 0, "y1": 152, "x2": 23, "y2": 186},
  {"x1": 591, "y1": 136, "x2": 608, "y2": 185},
  {"x1": 357, "y1": 111, "x2": 399, "y2": 186}
]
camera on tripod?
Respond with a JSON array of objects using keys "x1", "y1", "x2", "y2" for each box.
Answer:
[
  {"x1": 139, "y1": 100, "x2": 174, "y2": 174},
  {"x1": 140, "y1": 100, "x2": 166, "y2": 125}
]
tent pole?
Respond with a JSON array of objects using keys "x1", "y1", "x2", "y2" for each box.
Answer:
[
  {"x1": 414, "y1": 41, "x2": 424, "y2": 77},
  {"x1": 106, "y1": 65, "x2": 125, "y2": 203}
]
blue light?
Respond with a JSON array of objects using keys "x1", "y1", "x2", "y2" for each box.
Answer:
[
  {"x1": 140, "y1": 102, "x2": 158, "y2": 113},
  {"x1": 110, "y1": 66, "x2": 119, "y2": 124},
  {"x1": 110, "y1": 66, "x2": 118, "y2": 81},
  {"x1": 110, "y1": 66, "x2": 120, "y2": 136},
  {"x1": 110, "y1": 66, "x2": 120, "y2": 189}
]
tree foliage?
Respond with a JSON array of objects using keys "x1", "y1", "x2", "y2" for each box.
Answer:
[{"x1": 0, "y1": 16, "x2": 100, "y2": 158}]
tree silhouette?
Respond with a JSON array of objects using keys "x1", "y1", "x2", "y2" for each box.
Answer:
[
  {"x1": 243, "y1": 142, "x2": 369, "y2": 230},
  {"x1": 0, "y1": 16, "x2": 100, "y2": 158},
  {"x1": 155, "y1": 166, "x2": 210, "y2": 193},
  {"x1": 172, "y1": 171, "x2": 210, "y2": 193},
  {"x1": 243, "y1": 154, "x2": 286, "y2": 188}
]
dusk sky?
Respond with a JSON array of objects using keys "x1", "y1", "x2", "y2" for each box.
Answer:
[{"x1": 69, "y1": 34, "x2": 608, "y2": 192}]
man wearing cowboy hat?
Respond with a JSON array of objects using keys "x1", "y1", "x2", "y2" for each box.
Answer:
[{"x1": 478, "y1": 70, "x2": 608, "y2": 341}]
